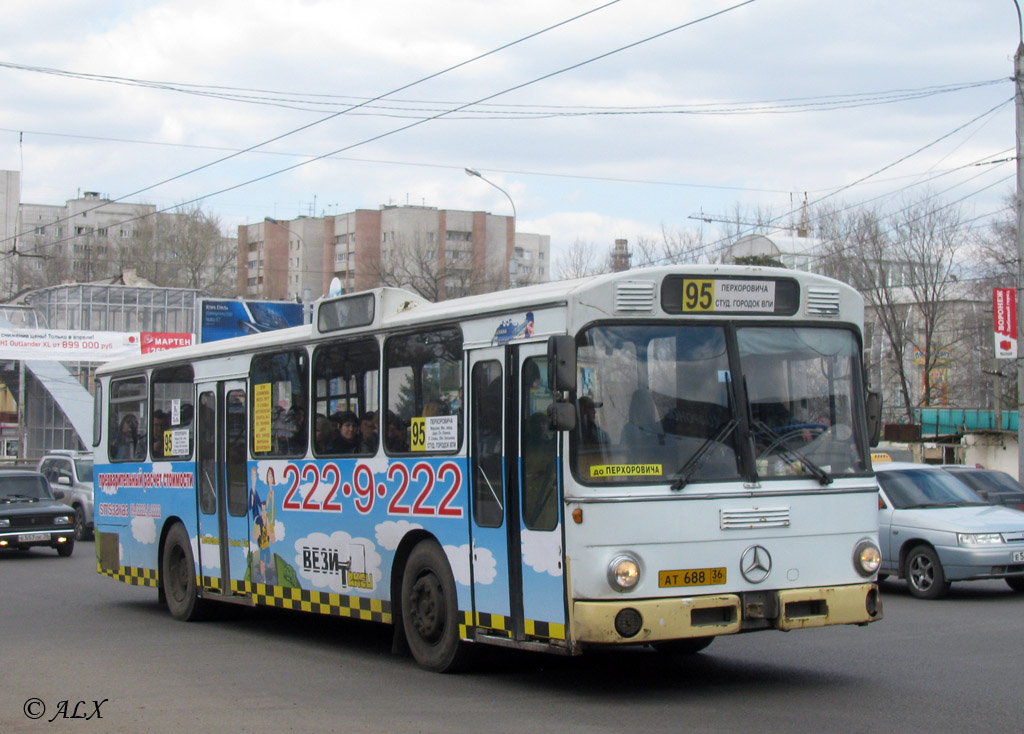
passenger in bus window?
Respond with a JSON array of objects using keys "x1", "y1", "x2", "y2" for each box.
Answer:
[
  {"x1": 314, "y1": 414, "x2": 342, "y2": 454},
  {"x1": 360, "y1": 411, "x2": 379, "y2": 453},
  {"x1": 151, "y1": 410, "x2": 169, "y2": 458},
  {"x1": 334, "y1": 411, "x2": 362, "y2": 453},
  {"x1": 113, "y1": 413, "x2": 143, "y2": 461},
  {"x1": 385, "y1": 411, "x2": 408, "y2": 452},
  {"x1": 578, "y1": 396, "x2": 610, "y2": 447}
]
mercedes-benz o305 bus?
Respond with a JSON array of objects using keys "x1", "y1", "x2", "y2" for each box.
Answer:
[{"x1": 93, "y1": 265, "x2": 883, "y2": 672}]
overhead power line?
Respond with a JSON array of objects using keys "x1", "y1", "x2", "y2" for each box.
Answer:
[
  {"x1": 1, "y1": 0, "x2": 626, "y2": 253},
  {"x1": 2, "y1": 0, "x2": 763, "y2": 262}
]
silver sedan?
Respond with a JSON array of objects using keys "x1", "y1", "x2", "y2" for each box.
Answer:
[{"x1": 875, "y1": 462, "x2": 1024, "y2": 599}]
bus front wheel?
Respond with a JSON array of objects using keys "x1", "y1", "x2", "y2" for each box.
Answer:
[
  {"x1": 162, "y1": 523, "x2": 208, "y2": 621},
  {"x1": 401, "y1": 540, "x2": 469, "y2": 673}
]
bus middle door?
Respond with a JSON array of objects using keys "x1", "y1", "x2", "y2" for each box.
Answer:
[{"x1": 195, "y1": 380, "x2": 252, "y2": 598}]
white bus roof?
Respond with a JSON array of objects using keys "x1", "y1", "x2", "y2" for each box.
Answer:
[{"x1": 96, "y1": 264, "x2": 859, "y2": 377}]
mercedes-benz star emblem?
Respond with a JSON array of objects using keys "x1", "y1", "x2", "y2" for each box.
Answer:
[{"x1": 740, "y1": 545, "x2": 772, "y2": 584}]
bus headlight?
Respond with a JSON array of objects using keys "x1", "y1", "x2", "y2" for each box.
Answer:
[
  {"x1": 607, "y1": 554, "x2": 641, "y2": 592},
  {"x1": 853, "y1": 539, "x2": 881, "y2": 577}
]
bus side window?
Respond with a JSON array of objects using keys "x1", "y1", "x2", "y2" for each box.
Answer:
[
  {"x1": 384, "y1": 326, "x2": 463, "y2": 455},
  {"x1": 521, "y1": 357, "x2": 558, "y2": 531},
  {"x1": 109, "y1": 376, "x2": 147, "y2": 462},
  {"x1": 471, "y1": 361, "x2": 503, "y2": 527},
  {"x1": 251, "y1": 350, "x2": 308, "y2": 458},
  {"x1": 311, "y1": 337, "x2": 380, "y2": 457},
  {"x1": 152, "y1": 365, "x2": 194, "y2": 460}
]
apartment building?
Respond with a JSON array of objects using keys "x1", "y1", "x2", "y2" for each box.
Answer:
[{"x1": 238, "y1": 204, "x2": 551, "y2": 301}]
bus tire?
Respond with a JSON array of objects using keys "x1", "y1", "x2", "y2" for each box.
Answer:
[
  {"x1": 162, "y1": 523, "x2": 208, "y2": 621},
  {"x1": 401, "y1": 539, "x2": 469, "y2": 673},
  {"x1": 653, "y1": 636, "x2": 714, "y2": 655}
]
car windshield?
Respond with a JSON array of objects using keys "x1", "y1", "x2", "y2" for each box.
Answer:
[
  {"x1": 878, "y1": 469, "x2": 985, "y2": 508},
  {"x1": 74, "y1": 459, "x2": 94, "y2": 483},
  {"x1": 571, "y1": 323, "x2": 868, "y2": 485},
  {"x1": 0, "y1": 475, "x2": 54, "y2": 500},
  {"x1": 951, "y1": 470, "x2": 1021, "y2": 494}
]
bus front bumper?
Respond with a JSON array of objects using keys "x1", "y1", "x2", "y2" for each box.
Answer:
[{"x1": 571, "y1": 582, "x2": 881, "y2": 644}]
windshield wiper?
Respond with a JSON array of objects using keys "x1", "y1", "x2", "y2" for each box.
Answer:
[
  {"x1": 752, "y1": 420, "x2": 832, "y2": 486},
  {"x1": 671, "y1": 420, "x2": 738, "y2": 491},
  {"x1": 2, "y1": 494, "x2": 40, "y2": 502}
]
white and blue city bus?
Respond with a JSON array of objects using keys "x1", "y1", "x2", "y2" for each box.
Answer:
[{"x1": 93, "y1": 265, "x2": 882, "y2": 672}]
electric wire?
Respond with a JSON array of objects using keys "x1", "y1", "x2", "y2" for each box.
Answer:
[{"x1": 2, "y1": 0, "x2": 762, "y2": 262}]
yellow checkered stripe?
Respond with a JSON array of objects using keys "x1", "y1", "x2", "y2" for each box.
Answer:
[
  {"x1": 525, "y1": 618, "x2": 566, "y2": 641},
  {"x1": 468, "y1": 612, "x2": 566, "y2": 642},
  {"x1": 96, "y1": 562, "x2": 159, "y2": 588},
  {"x1": 199, "y1": 576, "x2": 252, "y2": 595},
  {"x1": 249, "y1": 583, "x2": 392, "y2": 623}
]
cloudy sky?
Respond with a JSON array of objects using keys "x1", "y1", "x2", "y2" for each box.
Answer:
[{"x1": 1, "y1": 0, "x2": 1017, "y2": 275}]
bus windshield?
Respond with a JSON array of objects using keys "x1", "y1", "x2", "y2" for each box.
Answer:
[{"x1": 573, "y1": 323, "x2": 868, "y2": 485}]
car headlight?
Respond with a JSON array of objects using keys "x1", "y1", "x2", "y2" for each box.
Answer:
[
  {"x1": 853, "y1": 539, "x2": 881, "y2": 577},
  {"x1": 55, "y1": 515, "x2": 73, "y2": 525},
  {"x1": 607, "y1": 554, "x2": 641, "y2": 592},
  {"x1": 957, "y1": 533, "x2": 1004, "y2": 545},
  {"x1": 0, "y1": 518, "x2": 9, "y2": 527}
]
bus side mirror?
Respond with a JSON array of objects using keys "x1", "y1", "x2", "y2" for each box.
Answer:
[
  {"x1": 548, "y1": 402, "x2": 576, "y2": 432},
  {"x1": 547, "y1": 335, "x2": 576, "y2": 393},
  {"x1": 865, "y1": 389, "x2": 882, "y2": 447}
]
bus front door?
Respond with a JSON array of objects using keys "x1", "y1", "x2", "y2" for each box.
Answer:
[
  {"x1": 515, "y1": 345, "x2": 567, "y2": 643},
  {"x1": 195, "y1": 381, "x2": 252, "y2": 599},
  {"x1": 468, "y1": 344, "x2": 567, "y2": 645}
]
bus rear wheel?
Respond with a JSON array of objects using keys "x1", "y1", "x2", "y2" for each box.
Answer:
[
  {"x1": 401, "y1": 539, "x2": 469, "y2": 673},
  {"x1": 162, "y1": 523, "x2": 208, "y2": 621}
]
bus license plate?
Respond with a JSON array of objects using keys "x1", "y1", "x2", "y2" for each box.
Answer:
[
  {"x1": 18, "y1": 533, "x2": 50, "y2": 543},
  {"x1": 659, "y1": 567, "x2": 726, "y2": 587}
]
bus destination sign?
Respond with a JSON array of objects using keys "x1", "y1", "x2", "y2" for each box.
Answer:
[{"x1": 661, "y1": 275, "x2": 800, "y2": 316}]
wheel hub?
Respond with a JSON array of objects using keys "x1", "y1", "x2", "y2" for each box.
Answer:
[{"x1": 408, "y1": 573, "x2": 444, "y2": 642}]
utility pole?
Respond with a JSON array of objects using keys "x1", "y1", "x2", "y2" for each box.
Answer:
[{"x1": 1015, "y1": 37, "x2": 1024, "y2": 480}]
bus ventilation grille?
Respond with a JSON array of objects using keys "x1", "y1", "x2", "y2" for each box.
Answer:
[
  {"x1": 720, "y1": 507, "x2": 791, "y2": 529},
  {"x1": 615, "y1": 281, "x2": 656, "y2": 312},
  {"x1": 804, "y1": 287, "x2": 840, "y2": 316}
]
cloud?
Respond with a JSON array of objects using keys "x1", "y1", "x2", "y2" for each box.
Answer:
[
  {"x1": 521, "y1": 526, "x2": 562, "y2": 577},
  {"x1": 130, "y1": 516, "x2": 156, "y2": 545},
  {"x1": 444, "y1": 544, "x2": 472, "y2": 587},
  {"x1": 195, "y1": 534, "x2": 220, "y2": 571},
  {"x1": 471, "y1": 545, "x2": 497, "y2": 585},
  {"x1": 375, "y1": 519, "x2": 422, "y2": 551}
]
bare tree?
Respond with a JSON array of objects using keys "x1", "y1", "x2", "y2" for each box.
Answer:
[
  {"x1": 124, "y1": 204, "x2": 235, "y2": 295},
  {"x1": 369, "y1": 232, "x2": 505, "y2": 302},
  {"x1": 556, "y1": 238, "x2": 606, "y2": 280},
  {"x1": 816, "y1": 197, "x2": 968, "y2": 423}
]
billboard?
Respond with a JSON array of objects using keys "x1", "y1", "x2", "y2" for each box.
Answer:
[
  {"x1": 993, "y1": 287, "x2": 1017, "y2": 360},
  {"x1": 0, "y1": 329, "x2": 192, "y2": 361},
  {"x1": 199, "y1": 299, "x2": 305, "y2": 343}
]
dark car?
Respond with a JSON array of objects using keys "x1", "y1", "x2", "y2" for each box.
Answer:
[
  {"x1": 941, "y1": 466, "x2": 1024, "y2": 511},
  {"x1": 0, "y1": 469, "x2": 76, "y2": 556}
]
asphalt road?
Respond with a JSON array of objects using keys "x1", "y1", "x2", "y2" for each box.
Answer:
[{"x1": 1, "y1": 541, "x2": 1021, "y2": 734}]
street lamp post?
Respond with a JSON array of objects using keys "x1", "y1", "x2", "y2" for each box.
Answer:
[{"x1": 465, "y1": 168, "x2": 518, "y2": 287}]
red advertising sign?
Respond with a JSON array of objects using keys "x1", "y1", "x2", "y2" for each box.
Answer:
[
  {"x1": 140, "y1": 332, "x2": 194, "y2": 354},
  {"x1": 993, "y1": 287, "x2": 1017, "y2": 359}
]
